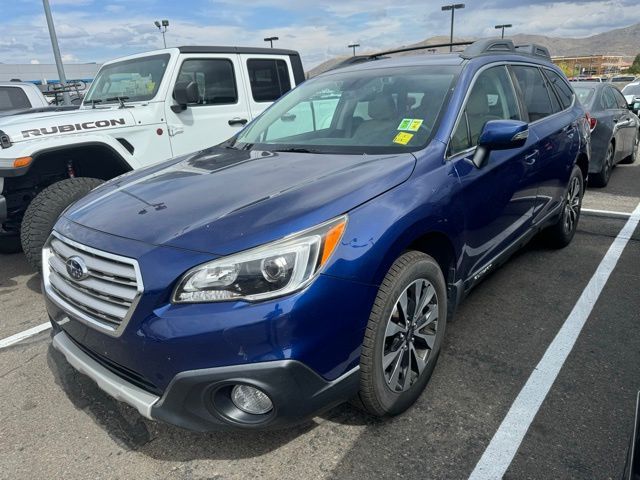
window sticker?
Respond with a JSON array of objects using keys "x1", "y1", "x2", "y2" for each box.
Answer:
[
  {"x1": 393, "y1": 132, "x2": 414, "y2": 145},
  {"x1": 397, "y1": 118, "x2": 424, "y2": 132}
]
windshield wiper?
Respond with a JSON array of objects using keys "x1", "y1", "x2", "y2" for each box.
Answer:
[
  {"x1": 269, "y1": 147, "x2": 322, "y2": 154},
  {"x1": 89, "y1": 99, "x2": 102, "y2": 109},
  {"x1": 106, "y1": 96, "x2": 130, "y2": 108}
]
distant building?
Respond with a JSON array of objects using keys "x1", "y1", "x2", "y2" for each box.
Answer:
[
  {"x1": 0, "y1": 63, "x2": 101, "y2": 85},
  {"x1": 551, "y1": 55, "x2": 633, "y2": 77}
]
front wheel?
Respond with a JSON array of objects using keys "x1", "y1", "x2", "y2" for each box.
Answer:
[
  {"x1": 357, "y1": 251, "x2": 447, "y2": 417},
  {"x1": 542, "y1": 165, "x2": 583, "y2": 249},
  {"x1": 620, "y1": 130, "x2": 638, "y2": 165},
  {"x1": 21, "y1": 177, "x2": 104, "y2": 270}
]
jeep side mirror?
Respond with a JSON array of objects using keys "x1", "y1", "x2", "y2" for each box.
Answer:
[
  {"x1": 172, "y1": 81, "x2": 200, "y2": 113},
  {"x1": 472, "y1": 120, "x2": 529, "y2": 168}
]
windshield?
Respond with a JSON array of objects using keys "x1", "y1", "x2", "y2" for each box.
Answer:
[
  {"x1": 573, "y1": 87, "x2": 595, "y2": 106},
  {"x1": 233, "y1": 65, "x2": 459, "y2": 154},
  {"x1": 622, "y1": 83, "x2": 640, "y2": 96},
  {"x1": 84, "y1": 54, "x2": 170, "y2": 105}
]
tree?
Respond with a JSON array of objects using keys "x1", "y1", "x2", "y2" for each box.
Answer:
[
  {"x1": 628, "y1": 54, "x2": 640, "y2": 75},
  {"x1": 556, "y1": 62, "x2": 574, "y2": 78}
]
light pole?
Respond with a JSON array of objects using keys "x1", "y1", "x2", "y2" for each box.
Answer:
[
  {"x1": 441, "y1": 3, "x2": 465, "y2": 52},
  {"x1": 494, "y1": 24, "x2": 512, "y2": 39},
  {"x1": 264, "y1": 36, "x2": 279, "y2": 48},
  {"x1": 154, "y1": 19, "x2": 169, "y2": 48},
  {"x1": 42, "y1": 0, "x2": 70, "y2": 105},
  {"x1": 348, "y1": 43, "x2": 360, "y2": 56}
]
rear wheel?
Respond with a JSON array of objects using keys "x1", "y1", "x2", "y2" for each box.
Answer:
[
  {"x1": 542, "y1": 165, "x2": 583, "y2": 249},
  {"x1": 590, "y1": 142, "x2": 614, "y2": 187},
  {"x1": 21, "y1": 177, "x2": 104, "y2": 271},
  {"x1": 357, "y1": 251, "x2": 447, "y2": 417}
]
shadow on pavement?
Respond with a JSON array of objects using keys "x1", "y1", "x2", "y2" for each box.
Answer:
[{"x1": 0, "y1": 252, "x2": 40, "y2": 294}]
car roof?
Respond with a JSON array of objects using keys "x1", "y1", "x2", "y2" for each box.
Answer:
[{"x1": 571, "y1": 82, "x2": 604, "y2": 88}]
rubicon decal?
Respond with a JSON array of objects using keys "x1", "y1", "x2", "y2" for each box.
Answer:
[{"x1": 21, "y1": 118, "x2": 126, "y2": 138}]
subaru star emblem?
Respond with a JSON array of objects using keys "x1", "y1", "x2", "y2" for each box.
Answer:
[{"x1": 66, "y1": 256, "x2": 89, "y2": 281}]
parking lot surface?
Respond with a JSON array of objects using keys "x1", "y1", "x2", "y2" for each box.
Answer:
[{"x1": 1, "y1": 157, "x2": 639, "y2": 479}]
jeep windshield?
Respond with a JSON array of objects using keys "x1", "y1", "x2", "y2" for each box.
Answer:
[
  {"x1": 233, "y1": 65, "x2": 460, "y2": 155},
  {"x1": 84, "y1": 54, "x2": 170, "y2": 105}
]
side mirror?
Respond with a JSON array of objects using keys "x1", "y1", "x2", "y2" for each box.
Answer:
[
  {"x1": 172, "y1": 81, "x2": 200, "y2": 113},
  {"x1": 472, "y1": 120, "x2": 529, "y2": 168}
]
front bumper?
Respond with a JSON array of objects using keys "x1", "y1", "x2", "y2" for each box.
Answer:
[{"x1": 52, "y1": 329, "x2": 360, "y2": 431}]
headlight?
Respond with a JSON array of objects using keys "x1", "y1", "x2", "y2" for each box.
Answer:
[{"x1": 172, "y1": 215, "x2": 347, "y2": 303}]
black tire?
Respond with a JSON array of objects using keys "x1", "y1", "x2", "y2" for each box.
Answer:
[
  {"x1": 590, "y1": 142, "x2": 614, "y2": 187},
  {"x1": 21, "y1": 177, "x2": 104, "y2": 270},
  {"x1": 620, "y1": 129, "x2": 638, "y2": 165},
  {"x1": 357, "y1": 251, "x2": 447, "y2": 417},
  {"x1": 0, "y1": 232, "x2": 22, "y2": 254},
  {"x1": 542, "y1": 165, "x2": 583, "y2": 249}
]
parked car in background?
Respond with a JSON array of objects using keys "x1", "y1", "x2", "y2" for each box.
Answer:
[
  {"x1": 44, "y1": 39, "x2": 590, "y2": 431},
  {"x1": 573, "y1": 82, "x2": 639, "y2": 187},
  {"x1": 0, "y1": 82, "x2": 49, "y2": 117},
  {"x1": 622, "y1": 82, "x2": 640, "y2": 115},
  {"x1": 0, "y1": 46, "x2": 304, "y2": 262},
  {"x1": 609, "y1": 75, "x2": 639, "y2": 90},
  {"x1": 569, "y1": 76, "x2": 602, "y2": 83}
]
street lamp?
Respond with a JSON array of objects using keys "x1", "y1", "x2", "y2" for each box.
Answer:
[
  {"x1": 348, "y1": 43, "x2": 360, "y2": 56},
  {"x1": 441, "y1": 3, "x2": 465, "y2": 52},
  {"x1": 264, "y1": 36, "x2": 279, "y2": 48},
  {"x1": 154, "y1": 19, "x2": 169, "y2": 48},
  {"x1": 494, "y1": 24, "x2": 512, "y2": 39}
]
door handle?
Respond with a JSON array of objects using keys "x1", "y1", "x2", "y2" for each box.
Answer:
[
  {"x1": 228, "y1": 118, "x2": 248, "y2": 126},
  {"x1": 523, "y1": 150, "x2": 538, "y2": 166}
]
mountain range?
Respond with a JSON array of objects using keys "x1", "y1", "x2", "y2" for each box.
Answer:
[{"x1": 308, "y1": 22, "x2": 640, "y2": 77}]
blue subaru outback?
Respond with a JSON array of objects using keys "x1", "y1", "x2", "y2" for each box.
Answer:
[{"x1": 44, "y1": 39, "x2": 590, "y2": 430}]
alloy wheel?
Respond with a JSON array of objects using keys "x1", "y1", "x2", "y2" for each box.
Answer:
[
  {"x1": 563, "y1": 176, "x2": 581, "y2": 234},
  {"x1": 382, "y1": 279, "x2": 439, "y2": 392}
]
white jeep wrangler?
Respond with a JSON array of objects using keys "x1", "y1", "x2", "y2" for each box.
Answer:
[{"x1": 0, "y1": 46, "x2": 304, "y2": 268}]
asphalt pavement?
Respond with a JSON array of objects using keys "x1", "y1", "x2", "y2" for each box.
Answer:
[{"x1": 1, "y1": 157, "x2": 639, "y2": 480}]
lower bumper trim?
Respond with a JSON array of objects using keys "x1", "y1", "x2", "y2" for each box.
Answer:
[{"x1": 52, "y1": 331, "x2": 159, "y2": 419}]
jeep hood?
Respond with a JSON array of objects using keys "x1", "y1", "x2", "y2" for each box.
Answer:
[
  {"x1": 64, "y1": 146, "x2": 416, "y2": 256},
  {"x1": 0, "y1": 106, "x2": 136, "y2": 144}
]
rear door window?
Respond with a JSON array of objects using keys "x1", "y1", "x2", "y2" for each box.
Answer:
[
  {"x1": 612, "y1": 88, "x2": 629, "y2": 109},
  {"x1": 247, "y1": 59, "x2": 292, "y2": 102},
  {"x1": 545, "y1": 70, "x2": 574, "y2": 110},
  {"x1": 0, "y1": 86, "x2": 31, "y2": 112},
  {"x1": 601, "y1": 87, "x2": 618, "y2": 110},
  {"x1": 511, "y1": 65, "x2": 555, "y2": 122}
]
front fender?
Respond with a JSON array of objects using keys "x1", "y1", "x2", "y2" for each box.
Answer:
[{"x1": 0, "y1": 134, "x2": 135, "y2": 177}]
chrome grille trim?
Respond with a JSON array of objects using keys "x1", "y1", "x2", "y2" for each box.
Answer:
[{"x1": 43, "y1": 232, "x2": 144, "y2": 337}]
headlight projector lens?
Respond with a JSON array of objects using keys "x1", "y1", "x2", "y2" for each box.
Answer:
[{"x1": 231, "y1": 385, "x2": 273, "y2": 415}]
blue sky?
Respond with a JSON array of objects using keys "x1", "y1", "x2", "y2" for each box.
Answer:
[{"x1": 0, "y1": 0, "x2": 637, "y2": 68}]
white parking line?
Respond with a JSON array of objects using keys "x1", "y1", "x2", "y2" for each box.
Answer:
[
  {"x1": 0, "y1": 322, "x2": 51, "y2": 349},
  {"x1": 469, "y1": 201, "x2": 640, "y2": 480},
  {"x1": 582, "y1": 208, "x2": 633, "y2": 218}
]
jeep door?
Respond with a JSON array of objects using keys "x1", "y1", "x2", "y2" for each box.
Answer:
[
  {"x1": 449, "y1": 64, "x2": 539, "y2": 279},
  {"x1": 164, "y1": 54, "x2": 251, "y2": 157},
  {"x1": 238, "y1": 55, "x2": 295, "y2": 119},
  {"x1": 510, "y1": 65, "x2": 579, "y2": 222}
]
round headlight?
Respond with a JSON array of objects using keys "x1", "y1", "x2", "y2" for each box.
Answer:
[{"x1": 231, "y1": 385, "x2": 273, "y2": 415}]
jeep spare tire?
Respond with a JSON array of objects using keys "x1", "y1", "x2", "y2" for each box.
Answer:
[{"x1": 21, "y1": 177, "x2": 104, "y2": 271}]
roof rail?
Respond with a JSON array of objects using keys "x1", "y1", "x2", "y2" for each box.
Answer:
[
  {"x1": 461, "y1": 38, "x2": 515, "y2": 59},
  {"x1": 370, "y1": 41, "x2": 473, "y2": 59},
  {"x1": 514, "y1": 44, "x2": 551, "y2": 59}
]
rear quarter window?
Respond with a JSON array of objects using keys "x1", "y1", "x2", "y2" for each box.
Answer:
[{"x1": 0, "y1": 86, "x2": 31, "y2": 112}]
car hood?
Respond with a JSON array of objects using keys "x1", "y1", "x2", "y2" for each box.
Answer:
[
  {"x1": 64, "y1": 146, "x2": 416, "y2": 255},
  {"x1": 0, "y1": 106, "x2": 135, "y2": 144}
]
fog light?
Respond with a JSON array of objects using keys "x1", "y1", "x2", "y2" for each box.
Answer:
[{"x1": 231, "y1": 385, "x2": 273, "y2": 415}]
